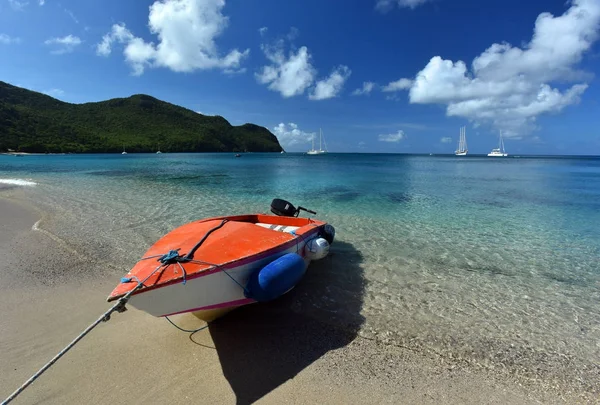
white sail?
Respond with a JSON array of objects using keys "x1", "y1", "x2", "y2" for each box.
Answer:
[
  {"x1": 487, "y1": 131, "x2": 508, "y2": 157},
  {"x1": 455, "y1": 126, "x2": 467, "y2": 156},
  {"x1": 307, "y1": 128, "x2": 328, "y2": 155}
]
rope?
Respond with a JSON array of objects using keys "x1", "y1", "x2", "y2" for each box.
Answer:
[
  {"x1": 221, "y1": 267, "x2": 249, "y2": 294},
  {"x1": 182, "y1": 219, "x2": 228, "y2": 261},
  {"x1": 176, "y1": 262, "x2": 188, "y2": 285},
  {"x1": 2, "y1": 264, "x2": 164, "y2": 405},
  {"x1": 164, "y1": 316, "x2": 209, "y2": 333},
  {"x1": 3, "y1": 218, "x2": 232, "y2": 404}
]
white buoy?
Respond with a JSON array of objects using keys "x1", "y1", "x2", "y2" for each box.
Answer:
[{"x1": 305, "y1": 237, "x2": 330, "y2": 260}]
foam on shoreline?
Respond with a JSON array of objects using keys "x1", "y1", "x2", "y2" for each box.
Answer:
[{"x1": 0, "y1": 178, "x2": 37, "y2": 186}]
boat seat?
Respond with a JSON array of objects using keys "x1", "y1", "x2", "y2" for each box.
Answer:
[{"x1": 255, "y1": 223, "x2": 300, "y2": 233}]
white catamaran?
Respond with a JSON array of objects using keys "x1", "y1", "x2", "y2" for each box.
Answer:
[
  {"x1": 455, "y1": 126, "x2": 468, "y2": 156},
  {"x1": 307, "y1": 128, "x2": 328, "y2": 155},
  {"x1": 488, "y1": 131, "x2": 508, "y2": 157}
]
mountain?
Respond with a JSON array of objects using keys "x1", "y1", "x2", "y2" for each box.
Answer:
[{"x1": 0, "y1": 81, "x2": 282, "y2": 153}]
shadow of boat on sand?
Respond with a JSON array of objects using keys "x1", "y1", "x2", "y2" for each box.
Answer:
[{"x1": 197, "y1": 240, "x2": 366, "y2": 405}]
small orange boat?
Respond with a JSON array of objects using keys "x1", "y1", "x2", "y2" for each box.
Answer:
[{"x1": 108, "y1": 199, "x2": 334, "y2": 321}]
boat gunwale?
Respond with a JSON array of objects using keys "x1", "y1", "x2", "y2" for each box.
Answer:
[{"x1": 107, "y1": 214, "x2": 325, "y2": 302}]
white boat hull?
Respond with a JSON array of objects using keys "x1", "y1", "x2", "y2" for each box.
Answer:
[
  {"x1": 455, "y1": 151, "x2": 467, "y2": 156},
  {"x1": 128, "y1": 240, "x2": 313, "y2": 320}
]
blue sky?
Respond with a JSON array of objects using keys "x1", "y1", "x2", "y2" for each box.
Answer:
[{"x1": 1, "y1": 0, "x2": 599, "y2": 154}]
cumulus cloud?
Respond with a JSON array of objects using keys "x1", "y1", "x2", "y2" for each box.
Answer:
[
  {"x1": 258, "y1": 26, "x2": 268, "y2": 36},
  {"x1": 256, "y1": 44, "x2": 316, "y2": 98},
  {"x1": 379, "y1": 130, "x2": 405, "y2": 142},
  {"x1": 376, "y1": 0, "x2": 431, "y2": 12},
  {"x1": 388, "y1": 0, "x2": 600, "y2": 137},
  {"x1": 39, "y1": 0, "x2": 44, "y2": 5},
  {"x1": 0, "y1": 34, "x2": 21, "y2": 44},
  {"x1": 440, "y1": 137, "x2": 452, "y2": 143},
  {"x1": 44, "y1": 35, "x2": 82, "y2": 54},
  {"x1": 309, "y1": 65, "x2": 351, "y2": 100},
  {"x1": 257, "y1": 34, "x2": 351, "y2": 99},
  {"x1": 272, "y1": 123, "x2": 316, "y2": 148},
  {"x1": 352, "y1": 81, "x2": 376, "y2": 96},
  {"x1": 382, "y1": 78, "x2": 412, "y2": 92},
  {"x1": 96, "y1": 0, "x2": 249, "y2": 75},
  {"x1": 96, "y1": 24, "x2": 133, "y2": 57}
]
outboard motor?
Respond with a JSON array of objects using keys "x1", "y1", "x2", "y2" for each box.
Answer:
[{"x1": 270, "y1": 198, "x2": 316, "y2": 217}]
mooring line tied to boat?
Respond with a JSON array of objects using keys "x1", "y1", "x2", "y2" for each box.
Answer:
[
  {"x1": 1, "y1": 287, "x2": 137, "y2": 404},
  {"x1": 1, "y1": 255, "x2": 188, "y2": 405},
  {"x1": 2, "y1": 220, "x2": 236, "y2": 404}
]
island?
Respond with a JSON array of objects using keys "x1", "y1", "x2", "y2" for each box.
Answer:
[{"x1": 0, "y1": 81, "x2": 283, "y2": 154}]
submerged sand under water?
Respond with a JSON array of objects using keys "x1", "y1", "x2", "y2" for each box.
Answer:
[{"x1": 0, "y1": 189, "x2": 598, "y2": 404}]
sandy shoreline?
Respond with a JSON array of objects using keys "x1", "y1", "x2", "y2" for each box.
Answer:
[{"x1": 0, "y1": 195, "x2": 593, "y2": 404}]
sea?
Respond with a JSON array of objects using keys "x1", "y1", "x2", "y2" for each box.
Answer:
[{"x1": 1, "y1": 152, "x2": 599, "y2": 394}]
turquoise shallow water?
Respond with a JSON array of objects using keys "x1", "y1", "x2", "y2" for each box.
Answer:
[{"x1": 1, "y1": 153, "x2": 599, "y2": 391}]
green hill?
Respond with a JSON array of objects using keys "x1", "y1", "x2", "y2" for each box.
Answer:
[{"x1": 0, "y1": 81, "x2": 282, "y2": 153}]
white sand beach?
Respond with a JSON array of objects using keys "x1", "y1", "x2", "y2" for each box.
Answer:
[{"x1": 0, "y1": 195, "x2": 593, "y2": 404}]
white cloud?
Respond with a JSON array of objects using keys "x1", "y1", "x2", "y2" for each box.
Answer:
[
  {"x1": 44, "y1": 35, "x2": 82, "y2": 54},
  {"x1": 257, "y1": 32, "x2": 351, "y2": 99},
  {"x1": 382, "y1": 78, "x2": 412, "y2": 92},
  {"x1": 96, "y1": 23, "x2": 133, "y2": 57},
  {"x1": 43, "y1": 88, "x2": 65, "y2": 98},
  {"x1": 376, "y1": 0, "x2": 431, "y2": 12},
  {"x1": 256, "y1": 44, "x2": 316, "y2": 97},
  {"x1": 352, "y1": 81, "x2": 376, "y2": 96},
  {"x1": 394, "y1": 0, "x2": 600, "y2": 137},
  {"x1": 96, "y1": 0, "x2": 249, "y2": 76},
  {"x1": 65, "y1": 8, "x2": 79, "y2": 24},
  {"x1": 379, "y1": 130, "x2": 405, "y2": 142},
  {"x1": 287, "y1": 27, "x2": 300, "y2": 41},
  {"x1": 0, "y1": 34, "x2": 21, "y2": 44},
  {"x1": 259, "y1": 26, "x2": 268, "y2": 36},
  {"x1": 8, "y1": 0, "x2": 28, "y2": 10},
  {"x1": 309, "y1": 65, "x2": 351, "y2": 100},
  {"x1": 38, "y1": 0, "x2": 44, "y2": 5},
  {"x1": 440, "y1": 137, "x2": 452, "y2": 143},
  {"x1": 272, "y1": 123, "x2": 315, "y2": 148}
]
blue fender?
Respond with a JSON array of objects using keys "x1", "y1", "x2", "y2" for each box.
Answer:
[{"x1": 245, "y1": 253, "x2": 306, "y2": 302}]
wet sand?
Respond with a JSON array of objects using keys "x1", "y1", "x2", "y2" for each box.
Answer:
[{"x1": 0, "y1": 196, "x2": 591, "y2": 404}]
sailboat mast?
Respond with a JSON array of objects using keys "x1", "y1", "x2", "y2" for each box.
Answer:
[{"x1": 319, "y1": 128, "x2": 322, "y2": 151}]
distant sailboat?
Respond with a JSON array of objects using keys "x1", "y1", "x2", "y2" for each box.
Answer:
[
  {"x1": 487, "y1": 131, "x2": 508, "y2": 157},
  {"x1": 455, "y1": 126, "x2": 468, "y2": 156},
  {"x1": 307, "y1": 129, "x2": 327, "y2": 155},
  {"x1": 122, "y1": 144, "x2": 127, "y2": 155},
  {"x1": 156, "y1": 143, "x2": 162, "y2": 154}
]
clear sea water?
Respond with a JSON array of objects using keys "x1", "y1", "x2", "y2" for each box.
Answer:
[{"x1": 1, "y1": 153, "x2": 599, "y2": 392}]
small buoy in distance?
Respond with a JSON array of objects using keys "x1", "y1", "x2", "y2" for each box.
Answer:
[
  {"x1": 305, "y1": 237, "x2": 330, "y2": 260},
  {"x1": 321, "y1": 224, "x2": 335, "y2": 244}
]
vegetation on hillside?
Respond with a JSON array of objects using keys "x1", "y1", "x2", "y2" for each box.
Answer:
[{"x1": 0, "y1": 81, "x2": 282, "y2": 153}]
